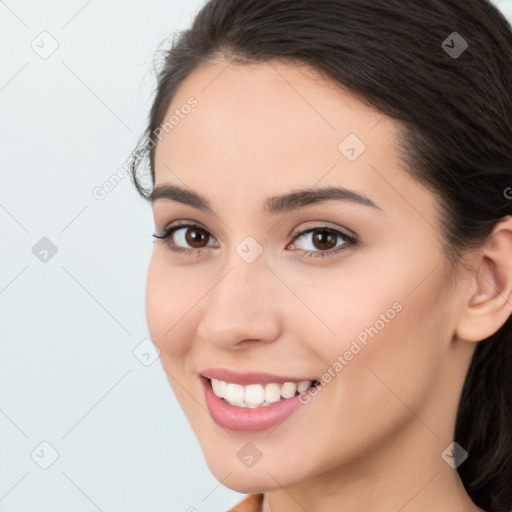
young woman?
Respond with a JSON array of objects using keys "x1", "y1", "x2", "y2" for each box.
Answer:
[{"x1": 130, "y1": 1, "x2": 512, "y2": 510}]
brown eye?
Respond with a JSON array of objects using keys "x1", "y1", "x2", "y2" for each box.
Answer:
[
  {"x1": 311, "y1": 229, "x2": 338, "y2": 251},
  {"x1": 153, "y1": 222, "x2": 356, "y2": 258},
  {"x1": 289, "y1": 225, "x2": 357, "y2": 258},
  {"x1": 152, "y1": 223, "x2": 219, "y2": 254},
  {"x1": 184, "y1": 227, "x2": 210, "y2": 248}
]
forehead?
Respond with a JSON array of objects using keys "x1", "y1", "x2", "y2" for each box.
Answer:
[
  {"x1": 154, "y1": 59, "x2": 394, "y2": 173},
  {"x1": 152, "y1": 59, "x2": 431, "y2": 224}
]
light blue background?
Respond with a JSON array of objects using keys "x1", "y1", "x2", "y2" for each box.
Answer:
[{"x1": 1, "y1": 1, "x2": 512, "y2": 511}]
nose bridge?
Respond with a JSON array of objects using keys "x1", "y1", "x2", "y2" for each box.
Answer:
[{"x1": 196, "y1": 252, "x2": 281, "y2": 347}]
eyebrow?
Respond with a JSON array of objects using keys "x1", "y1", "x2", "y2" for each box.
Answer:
[{"x1": 149, "y1": 184, "x2": 382, "y2": 214}]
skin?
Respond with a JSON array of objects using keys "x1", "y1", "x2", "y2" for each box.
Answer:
[{"x1": 145, "y1": 58, "x2": 512, "y2": 511}]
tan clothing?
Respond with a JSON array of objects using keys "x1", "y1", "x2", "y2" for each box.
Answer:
[{"x1": 229, "y1": 493, "x2": 264, "y2": 511}]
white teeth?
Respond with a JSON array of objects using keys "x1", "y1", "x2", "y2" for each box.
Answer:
[
  {"x1": 211, "y1": 378, "x2": 227, "y2": 398},
  {"x1": 245, "y1": 384, "x2": 265, "y2": 406},
  {"x1": 210, "y1": 378, "x2": 316, "y2": 408},
  {"x1": 264, "y1": 383, "x2": 281, "y2": 404},
  {"x1": 225, "y1": 383, "x2": 244, "y2": 405},
  {"x1": 297, "y1": 380, "x2": 311, "y2": 393},
  {"x1": 280, "y1": 382, "x2": 297, "y2": 399}
]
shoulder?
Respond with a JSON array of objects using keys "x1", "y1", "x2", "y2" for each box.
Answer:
[{"x1": 228, "y1": 493, "x2": 264, "y2": 512}]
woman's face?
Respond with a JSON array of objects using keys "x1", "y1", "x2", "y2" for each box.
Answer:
[{"x1": 146, "y1": 59, "x2": 476, "y2": 494}]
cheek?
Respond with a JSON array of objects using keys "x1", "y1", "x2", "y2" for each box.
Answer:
[
  {"x1": 301, "y1": 254, "x2": 452, "y2": 414},
  {"x1": 309, "y1": 240, "x2": 449, "y2": 358},
  {"x1": 289, "y1": 265, "x2": 405, "y2": 358},
  {"x1": 337, "y1": 279, "x2": 451, "y2": 417},
  {"x1": 145, "y1": 254, "x2": 194, "y2": 358}
]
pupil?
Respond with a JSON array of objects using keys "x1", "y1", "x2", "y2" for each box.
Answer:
[
  {"x1": 314, "y1": 230, "x2": 336, "y2": 250},
  {"x1": 187, "y1": 228, "x2": 207, "y2": 247}
]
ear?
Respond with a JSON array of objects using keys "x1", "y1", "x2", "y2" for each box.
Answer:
[{"x1": 455, "y1": 216, "x2": 512, "y2": 342}]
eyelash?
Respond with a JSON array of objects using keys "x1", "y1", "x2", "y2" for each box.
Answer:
[{"x1": 152, "y1": 221, "x2": 358, "y2": 259}]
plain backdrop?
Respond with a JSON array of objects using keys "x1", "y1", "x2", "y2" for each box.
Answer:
[{"x1": 1, "y1": 1, "x2": 512, "y2": 511}]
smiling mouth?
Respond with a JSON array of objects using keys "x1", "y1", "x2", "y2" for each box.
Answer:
[{"x1": 206, "y1": 377, "x2": 321, "y2": 408}]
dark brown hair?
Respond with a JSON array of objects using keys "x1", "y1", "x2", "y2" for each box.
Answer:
[{"x1": 130, "y1": 1, "x2": 512, "y2": 510}]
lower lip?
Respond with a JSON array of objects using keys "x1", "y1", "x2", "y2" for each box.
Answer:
[{"x1": 201, "y1": 377, "x2": 311, "y2": 432}]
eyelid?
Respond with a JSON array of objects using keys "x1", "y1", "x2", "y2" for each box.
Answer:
[
  {"x1": 156, "y1": 220, "x2": 357, "y2": 242},
  {"x1": 156, "y1": 219, "x2": 217, "y2": 241},
  {"x1": 289, "y1": 221, "x2": 357, "y2": 242}
]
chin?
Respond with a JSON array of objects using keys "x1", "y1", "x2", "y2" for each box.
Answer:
[
  {"x1": 218, "y1": 473, "x2": 277, "y2": 495},
  {"x1": 205, "y1": 456, "x2": 300, "y2": 494}
]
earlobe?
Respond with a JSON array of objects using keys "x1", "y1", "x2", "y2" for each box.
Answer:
[
  {"x1": 468, "y1": 293, "x2": 489, "y2": 307},
  {"x1": 455, "y1": 216, "x2": 512, "y2": 343}
]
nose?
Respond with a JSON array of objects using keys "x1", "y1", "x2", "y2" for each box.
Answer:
[{"x1": 195, "y1": 258, "x2": 283, "y2": 350}]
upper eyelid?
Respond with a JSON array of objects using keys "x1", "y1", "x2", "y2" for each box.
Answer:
[{"x1": 290, "y1": 222, "x2": 357, "y2": 240}]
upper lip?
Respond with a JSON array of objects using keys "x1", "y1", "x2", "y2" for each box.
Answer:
[{"x1": 200, "y1": 368, "x2": 318, "y2": 386}]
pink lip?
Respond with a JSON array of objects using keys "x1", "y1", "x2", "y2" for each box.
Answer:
[
  {"x1": 200, "y1": 368, "x2": 318, "y2": 385},
  {"x1": 201, "y1": 376, "x2": 312, "y2": 432}
]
